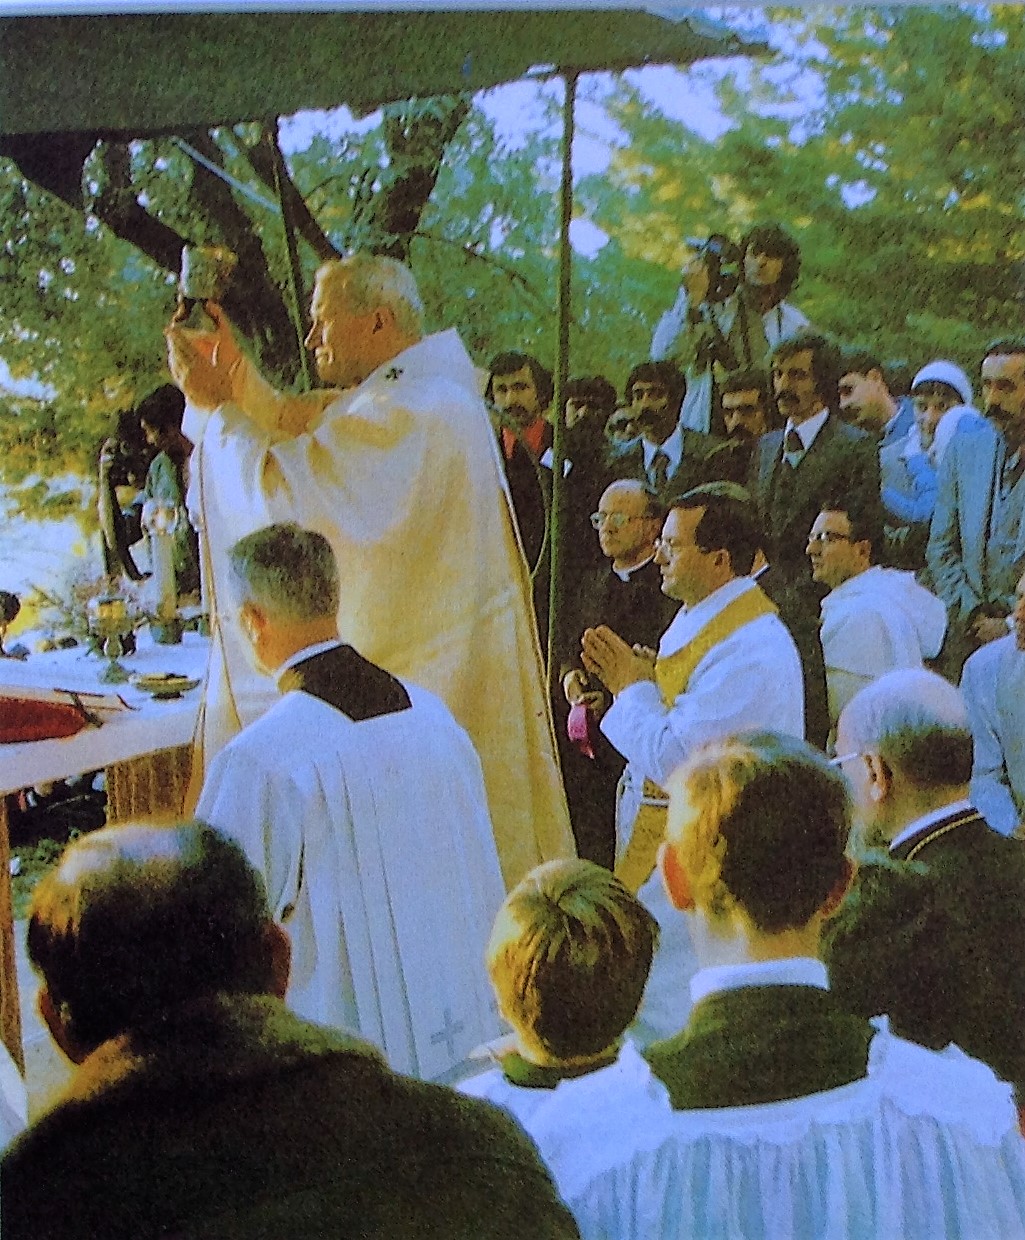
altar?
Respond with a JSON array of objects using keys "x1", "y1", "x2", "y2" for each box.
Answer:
[{"x1": 0, "y1": 632, "x2": 209, "y2": 1070}]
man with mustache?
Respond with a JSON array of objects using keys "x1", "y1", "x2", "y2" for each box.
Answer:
[
  {"x1": 609, "y1": 361, "x2": 744, "y2": 500},
  {"x1": 928, "y1": 338, "x2": 1025, "y2": 674},
  {"x1": 748, "y1": 331, "x2": 880, "y2": 747}
]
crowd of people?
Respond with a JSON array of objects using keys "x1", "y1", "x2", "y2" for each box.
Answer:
[{"x1": 6, "y1": 234, "x2": 1025, "y2": 1236}]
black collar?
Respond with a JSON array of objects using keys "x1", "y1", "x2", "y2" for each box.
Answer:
[{"x1": 889, "y1": 806, "x2": 986, "y2": 863}]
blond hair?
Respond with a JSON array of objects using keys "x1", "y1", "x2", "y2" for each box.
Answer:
[
  {"x1": 666, "y1": 732, "x2": 850, "y2": 934},
  {"x1": 487, "y1": 859, "x2": 658, "y2": 1061}
]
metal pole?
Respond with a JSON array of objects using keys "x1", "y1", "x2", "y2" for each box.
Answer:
[
  {"x1": 267, "y1": 123, "x2": 312, "y2": 392},
  {"x1": 546, "y1": 68, "x2": 577, "y2": 696}
]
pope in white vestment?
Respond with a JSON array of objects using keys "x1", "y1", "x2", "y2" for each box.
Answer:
[
  {"x1": 169, "y1": 256, "x2": 573, "y2": 887},
  {"x1": 197, "y1": 639, "x2": 506, "y2": 1082}
]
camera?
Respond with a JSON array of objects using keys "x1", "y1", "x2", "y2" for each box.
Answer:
[{"x1": 685, "y1": 233, "x2": 741, "y2": 304}]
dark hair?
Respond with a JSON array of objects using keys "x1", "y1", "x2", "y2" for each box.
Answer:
[
  {"x1": 673, "y1": 489, "x2": 762, "y2": 575},
  {"x1": 838, "y1": 348, "x2": 883, "y2": 382},
  {"x1": 741, "y1": 223, "x2": 801, "y2": 299},
  {"x1": 486, "y1": 352, "x2": 554, "y2": 409},
  {"x1": 624, "y1": 360, "x2": 686, "y2": 410},
  {"x1": 565, "y1": 375, "x2": 618, "y2": 415},
  {"x1": 487, "y1": 860, "x2": 659, "y2": 1060},
  {"x1": 771, "y1": 330, "x2": 842, "y2": 413},
  {"x1": 819, "y1": 494, "x2": 884, "y2": 562},
  {"x1": 673, "y1": 732, "x2": 851, "y2": 935},
  {"x1": 136, "y1": 384, "x2": 186, "y2": 435},
  {"x1": 719, "y1": 365, "x2": 770, "y2": 405},
  {"x1": 983, "y1": 337, "x2": 1025, "y2": 363},
  {"x1": 28, "y1": 822, "x2": 275, "y2": 1050}
]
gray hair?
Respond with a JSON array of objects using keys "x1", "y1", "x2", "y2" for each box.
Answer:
[
  {"x1": 228, "y1": 523, "x2": 339, "y2": 622},
  {"x1": 839, "y1": 669, "x2": 973, "y2": 789},
  {"x1": 316, "y1": 254, "x2": 424, "y2": 339}
]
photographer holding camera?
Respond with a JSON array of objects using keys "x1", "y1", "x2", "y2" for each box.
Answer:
[{"x1": 652, "y1": 223, "x2": 810, "y2": 436}]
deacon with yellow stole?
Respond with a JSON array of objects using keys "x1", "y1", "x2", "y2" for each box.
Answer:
[{"x1": 583, "y1": 490, "x2": 804, "y2": 892}]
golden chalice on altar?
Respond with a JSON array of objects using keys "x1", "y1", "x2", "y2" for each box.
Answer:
[{"x1": 88, "y1": 591, "x2": 134, "y2": 683}]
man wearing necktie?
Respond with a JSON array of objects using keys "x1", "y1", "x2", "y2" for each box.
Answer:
[
  {"x1": 608, "y1": 360, "x2": 743, "y2": 501},
  {"x1": 928, "y1": 338, "x2": 1025, "y2": 675},
  {"x1": 748, "y1": 331, "x2": 880, "y2": 747}
]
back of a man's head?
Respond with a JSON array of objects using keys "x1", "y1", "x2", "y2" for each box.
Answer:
[
  {"x1": 229, "y1": 522, "x2": 340, "y2": 625},
  {"x1": 487, "y1": 859, "x2": 658, "y2": 1063},
  {"x1": 837, "y1": 669, "x2": 973, "y2": 793},
  {"x1": 665, "y1": 731, "x2": 851, "y2": 935},
  {"x1": 28, "y1": 821, "x2": 276, "y2": 1053}
]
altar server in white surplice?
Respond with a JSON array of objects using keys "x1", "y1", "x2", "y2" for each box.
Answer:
[
  {"x1": 196, "y1": 524, "x2": 505, "y2": 1081},
  {"x1": 166, "y1": 253, "x2": 573, "y2": 888}
]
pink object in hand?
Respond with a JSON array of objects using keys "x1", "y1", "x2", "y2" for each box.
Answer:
[{"x1": 567, "y1": 702, "x2": 596, "y2": 759}]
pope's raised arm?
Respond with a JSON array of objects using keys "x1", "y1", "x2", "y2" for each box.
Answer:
[{"x1": 175, "y1": 252, "x2": 574, "y2": 887}]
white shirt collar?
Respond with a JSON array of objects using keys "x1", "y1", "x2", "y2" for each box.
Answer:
[
  {"x1": 658, "y1": 576, "x2": 755, "y2": 658},
  {"x1": 276, "y1": 638, "x2": 344, "y2": 677},
  {"x1": 690, "y1": 957, "x2": 829, "y2": 1007},
  {"x1": 889, "y1": 798, "x2": 974, "y2": 854},
  {"x1": 642, "y1": 419, "x2": 684, "y2": 473},
  {"x1": 613, "y1": 552, "x2": 655, "y2": 583},
  {"x1": 785, "y1": 408, "x2": 829, "y2": 451}
]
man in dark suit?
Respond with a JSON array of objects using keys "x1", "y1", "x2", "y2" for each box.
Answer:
[
  {"x1": 487, "y1": 351, "x2": 554, "y2": 635},
  {"x1": 748, "y1": 331, "x2": 880, "y2": 746},
  {"x1": 608, "y1": 360, "x2": 743, "y2": 500},
  {"x1": 825, "y1": 668, "x2": 1025, "y2": 1103},
  {"x1": 558, "y1": 480, "x2": 677, "y2": 867},
  {"x1": 645, "y1": 731, "x2": 872, "y2": 1108}
]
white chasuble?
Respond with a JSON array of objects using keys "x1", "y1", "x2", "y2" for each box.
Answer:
[
  {"x1": 184, "y1": 329, "x2": 573, "y2": 886},
  {"x1": 197, "y1": 685, "x2": 505, "y2": 1081}
]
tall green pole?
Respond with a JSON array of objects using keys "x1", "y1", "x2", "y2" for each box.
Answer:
[{"x1": 546, "y1": 68, "x2": 577, "y2": 698}]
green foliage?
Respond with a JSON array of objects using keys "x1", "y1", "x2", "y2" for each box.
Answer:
[{"x1": 5, "y1": 5, "x2": 1025, "y2": 540}]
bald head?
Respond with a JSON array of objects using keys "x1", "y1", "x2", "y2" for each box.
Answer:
[
  {"x1": 28, "y1": 822, "x2": 283, "y2": 1055},
  {"x1": 837, "y1": 670, "x2": 973, "y2": 848},
  {"x1": 594, "y1": 480, "x2": 663, "y2": 571},
  {"x1": 838, "y1": 669, "x2": 970, "y2": 784}
]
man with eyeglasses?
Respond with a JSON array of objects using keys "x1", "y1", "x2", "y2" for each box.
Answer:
[
  {"x1": 558, "y1": 481, "x2": 675, "y2": 867},
  {"x1": 807, "y1": 498, "x2": 946, "y2": 732},
  {"x1": 824, "y1": 669, "x2": 1025, "y2": 1112},
  {"x1": 928, "y1": 340, "x2": 1025, "y2": 675},
  {"x1": 748, "y1": 331, "x2": 879, "y2": 745},
  {"x1": 579, "y1": 490, "x2": 803, "y2": 1042}
]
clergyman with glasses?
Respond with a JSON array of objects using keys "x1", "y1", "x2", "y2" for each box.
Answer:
[{"x1": 557, "y1": 480, "x2": 675, "y2": 868}]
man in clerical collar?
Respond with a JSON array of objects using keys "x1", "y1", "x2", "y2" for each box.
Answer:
[
  {"x1": 825, "y1": 668, "x2": 1025, "y2": 1104},
  {"x1": 645, "y1": 731, "x2": 872, "y2": 1109},
  {"x1": 558, "y1": 480, "x2": 674, "y2": 868},
  {"x1": 196, "y1": 522, "x2": 506, "y2": 1083},
  {"x1": 580, "y1": 490, "x2": 803, "y2": 898}
]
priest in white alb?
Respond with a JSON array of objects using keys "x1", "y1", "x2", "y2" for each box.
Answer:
[
  {"x1": 196, "y1": 522, "x2": 506, "y2": 1080},
  {"x1": 166, "y1": 253, "x2": 573, "y2": 887}
]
